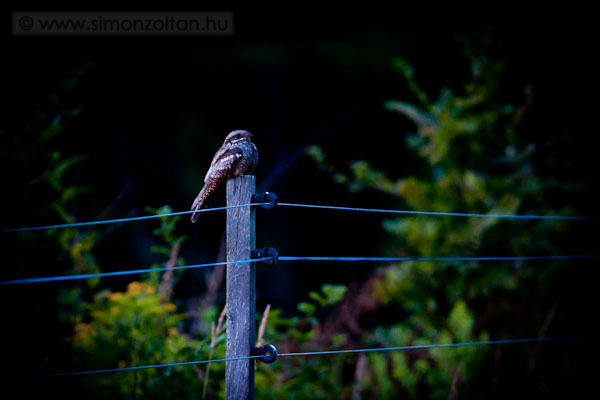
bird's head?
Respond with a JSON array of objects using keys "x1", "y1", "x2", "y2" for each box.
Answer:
[{"x1": 224, "y1": 130, "x2": 253, "y2": 145}]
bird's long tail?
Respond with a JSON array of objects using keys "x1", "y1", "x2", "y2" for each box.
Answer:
[{"x1": 190, "y1": 187, "x2": 208, "y2": 223}]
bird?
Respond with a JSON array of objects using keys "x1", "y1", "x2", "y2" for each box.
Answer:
[{"x1": 190, "y1": 130, "x2": 258, "y2": 223}]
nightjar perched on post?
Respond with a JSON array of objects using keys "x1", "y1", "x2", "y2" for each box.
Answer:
[{"x1": 190, "y1": 130, "x2": 258, "y2": 223}]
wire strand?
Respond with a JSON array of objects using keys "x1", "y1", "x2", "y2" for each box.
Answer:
[
  {"x1": 278, "y1": 202, "x2": 597, "y2": 220},
  {"x1": 1, "y1": 203, "x2": 263, "y2": 233},
  {"x1": 278, "y1": 336, "x2": 580, "y2": 358},
  {"x1": 3, "y1": 200, "x2": 596, "y2": 233},
  {"x1": 44, "y1": 355, "x2": 265, "y2": 378},
  {"x1": 3, "y1": 255, "x2": 596, "y2": 286},
  {"x1": 279, "y1": 255, "x2": 600, "y2": 262},
  {"x1": 39, "y1": 336, "x2": 577, "y2": 378},
  {"x1": 0, "y1": 258, "x2": 267, "y2": 286}
]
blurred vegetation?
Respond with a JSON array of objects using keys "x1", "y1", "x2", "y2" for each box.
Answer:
[
  {"x1": 305, "y1": 55, "x2": 583, "y2": 398},
  {"x1": 71, "y1": 211, "x2": 221, "y2": 399},
  {"x1": 2, "y1": 44, "x2": 586, "y2": 399}
]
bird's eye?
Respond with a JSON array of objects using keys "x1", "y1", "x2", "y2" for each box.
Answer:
[{"x1": 234, "y1": 134, "x2": 241, "y2": 139}]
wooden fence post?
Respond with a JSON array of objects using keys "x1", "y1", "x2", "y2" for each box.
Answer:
[{"x1": 226, "y1": 175, "x2": 256, "y2": 400}]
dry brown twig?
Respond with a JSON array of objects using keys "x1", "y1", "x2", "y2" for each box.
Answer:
[
  {"x1": 254, "y1": 304, "x2": 271, "y2": 372},
  {"x1": 352, "y1": 353, "x2": 367, "y2": 400},
  {"x1": 448, "y1": 362, "x2": 463, "y2": 400},
  {"x1": 256, "y1": 304, "x2": 271, "y2": 348},
  {"x1": 159, "y1": 241, "x2": 181, "y2": 303},
  {"x1": 202, "y1": 305, "x2": 227, "y2": 400},
  {"x1": 528, "y1": 303, "x2": 558, "y2": 378}
]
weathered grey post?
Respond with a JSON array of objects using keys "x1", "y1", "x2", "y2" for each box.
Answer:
[{"x1": 226, "y1": 175, "x2": 256, "y2": 400}]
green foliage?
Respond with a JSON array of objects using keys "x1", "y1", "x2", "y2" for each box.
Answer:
[
  {"x1": 77, "y1": 279, "x2": 351, "y2": 399},
  {"x1": 1, "y1": 63, "x2": 105, "y2": 326},
  {"x1": 9, "y1": 78, "x2": 222, "y2": 397},
  {"x1": 255, "y1": 283, "x2": 351, "y2": 399},
  {"x1": 144, "y1": 205, "x2": 187, "y2": 284},
  {"x1": 7, "y1": 69, "x2": 225, "y2": 398},
  {"x1": 76, "y1": 281, "x2": 222, "y2": 399},
  {"x1": 70, "y1": 205, "x2": 227, "y2": 399},
  {"x1": 308, "y1": 283, "x2": 347, "y2": 308},
  {"x1": 306, "y1": 55, "x2": 579, "y2": 397},
  {"x1": 146, "y1": 205, "x2": 187, "y2": 247}
]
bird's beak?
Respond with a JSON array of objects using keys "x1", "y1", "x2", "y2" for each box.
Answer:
[{"x1": 248, "y1": 133, "x2": 253, "y2": 137}]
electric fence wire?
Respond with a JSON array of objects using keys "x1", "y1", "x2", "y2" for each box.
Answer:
[
  {"x1": 44, "y1": 355, "x2": 266, "y2": 378},
  {"x1": 278, "y1": 336, "x2": 580, "y2": 357},
  {"x1": 38, "y1": 336, "x2": 579, "y2": 378},
  {"x1": 0, "y1": 258, "x2": 269, "y2": 286},
  {"x1": 3, "y1": 200, "x2": 597, "y2": 234},
  {"x1": 277, "y1": 202, "x2": 598, "y2": 220},
  {"x1": 1, "y1": 203, "x2": 264, "y2": 233},
  {"x1": 2, "y1": 255, "x2": 597, "y2": 286},
  {"x1": 278, "y1": 255, "x2": 600, "y2": 262}
]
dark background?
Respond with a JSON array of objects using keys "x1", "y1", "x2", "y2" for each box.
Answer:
[{"x1": 1, "y1": 5, "x2": 598, "y2": 397}]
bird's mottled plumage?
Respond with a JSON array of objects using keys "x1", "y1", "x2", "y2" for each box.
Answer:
[{"x1": 190, "y1": 130, "x2": 258, "y2": 222}]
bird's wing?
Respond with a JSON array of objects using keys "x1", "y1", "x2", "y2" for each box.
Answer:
[{"x1": 204, "y1": 147, "x2": 244, "y2": 183}]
